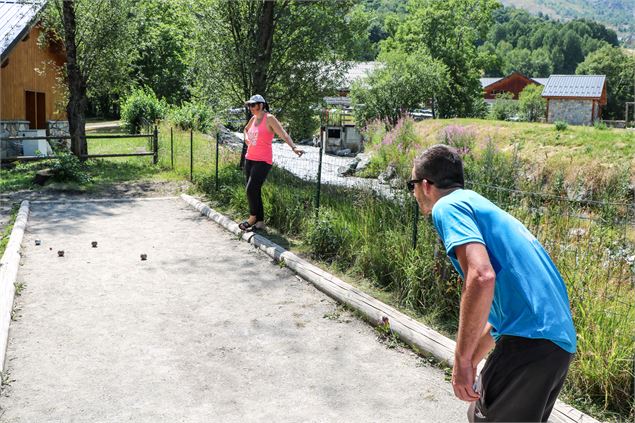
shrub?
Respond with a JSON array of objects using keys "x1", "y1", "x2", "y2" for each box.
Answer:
[
  {"x1": 518, "y1": 84, "x2": 546, "y2": 122},
  {"x1": 305, "y1": 209, "x2": 350, "y2": 262},
  {"x1": 120, "y1": 87, "x2": 166, "y2": 134},
  {"x1": 593, "y1": 120, "x2": 607, "y2": 130},
  {"x1": 489, "y1": 92, "x2": 519, "y2": 121},
  {"x1": 51, "y1": 153, "x2": 91, "y2": 184},
  {"x1": 437, "y1": 125, "x2": 475, "y2": 154},
  {"x1": 168, "y1": 101, "x2": 214, "y2": 133},
  {"x1": 554, "y1": 120, "x2": 568, "y2": 131},
  {"x1": 284, "y1": 103, "x2": 320, "y2": 141}
]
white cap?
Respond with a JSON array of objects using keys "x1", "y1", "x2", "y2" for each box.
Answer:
[{"x1": 245, "y1": 94, "x2": 266, "y2": 105}]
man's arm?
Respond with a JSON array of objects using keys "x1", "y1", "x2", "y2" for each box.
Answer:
[
  {"x1": 452, "y1": 242, "x2": 496, "y2": 402},
  {"x1": 473, "y1": 322, "x2": 495, "y2": 365}
]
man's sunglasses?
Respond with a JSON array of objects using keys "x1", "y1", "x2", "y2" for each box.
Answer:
[{"x1": 407, "y1": 178, "x2": 433, "y2": 192}]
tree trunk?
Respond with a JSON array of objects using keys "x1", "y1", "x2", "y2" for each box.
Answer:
[
  {"x1": 62, "y1": 0, "x2": 87, "y2": 158},
  {"x1": 240, "y1": 0, "x2": 276, "y2": 169},
  {"x1": 252, "y1": 0, "x2": 275, "y2": 95}
]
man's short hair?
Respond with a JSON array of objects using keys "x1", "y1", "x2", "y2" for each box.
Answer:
[{"x1": 413, "y1": 144, "x2": 464, "y2": 189}]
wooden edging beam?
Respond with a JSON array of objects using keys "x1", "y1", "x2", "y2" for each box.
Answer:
[
  {"x1": 180, "y1": 194, "x2": 598, "y2": 423},
  {"x1": 0, "y1": 201, "x2": 29, "y2": 373}
]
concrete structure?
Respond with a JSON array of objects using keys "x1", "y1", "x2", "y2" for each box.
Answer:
[
  {"x1": 321, "y1": 97, "x2": 361, "y2": 154},
  {"x1": 542, "y1": 75, "x2": 607, "y2": 125},
  {"x1": 321, "y1": 63, "x2": 382, "y2": 155}
]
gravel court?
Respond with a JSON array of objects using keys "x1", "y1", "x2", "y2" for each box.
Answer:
[{"x1": 0, "y1": 197, "x2": 466, "y2": 422}]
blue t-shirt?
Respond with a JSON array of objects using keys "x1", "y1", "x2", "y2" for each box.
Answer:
[{"x1": 432, "y1": 189, "x2": 576, "y2": 353}]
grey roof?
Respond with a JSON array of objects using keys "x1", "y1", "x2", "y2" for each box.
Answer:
[
  {"x1": 340, "y1": 62, "x2": 382, "y2": 90},
  {"x1": 324, "y1": 96, "x2": 351, "y2": 106},
  {"x1": 542, "y1": 75, "x2": 606, "y2": 98},
  {"x1": 0, "y1": 0, "x2": 46, "y2": 61},
  {"x1": 480, "y1": 77, "x2": 503, "y2": 88}
]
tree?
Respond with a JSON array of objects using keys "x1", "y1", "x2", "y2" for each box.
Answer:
[
  {"x1": 518, "y1": 84, "x2": 546, "y2": 122},
  {"x1": 43, "y1": 0, "x2": 137, "y2": 156},
  {"x1": 131, "y1": 0, "x2": 196, "y2": 105},
  {"x1": 489, "y1": 92, "x2": 518, "y2": 121},
  {"x1": 382, "y1": 0, "x2": 501, "y2": 118},
  {"x1": 576, "y1": 46, "x2": 635, "y2": 120},
  {"x1": 350, "y1": 49, "x2": 448, "y2": 126},
  {"x1": 503, "y1": 48, "x2": 533, "y2": 76},
  {"x1": 561, "y1": 30, "x2": 584, "y2": 73},
  {"x1": 191, "y1": 0, "x2": 364, "y2": 141}
]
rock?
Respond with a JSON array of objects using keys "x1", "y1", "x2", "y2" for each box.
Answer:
[
  {"x1": 354, "y1": 153, "x2": 372, "y2": 173},
  {"x1": 335, "y1": 148, "x2": 352, "y2": 157},
  {"x1": 34, "y1": 168, "x2": 57, "y2": 186},
  {"x1": 337, "y1": 156, "x2": 361, "y2": 177},
  {"x1": 389, "y1": 178, "x2": 404, "y2": 190},
  {"x1": 378, "y1": 165, "x2": 397, "y2": 185},
  {"x1": 296, "y1": 138, "x2": 314, "y2": 146},
  {"x1": 569, "y1": 228, "x2": 587, "y2": 237},
  {"x1": 217, "y1": 125, "x2": 243, "y2": 150}
]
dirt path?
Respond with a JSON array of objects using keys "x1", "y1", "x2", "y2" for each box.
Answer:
[{"x1": 0, "y1": 197, "x2": 466, "y2": 422}]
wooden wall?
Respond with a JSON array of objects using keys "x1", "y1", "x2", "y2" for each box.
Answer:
[
  {"x1": 0, "y1": 25, "x2": 66, "y2": 124},
  {"x1": 483, "y1": 73, "x2": 539, "y2": 100}
]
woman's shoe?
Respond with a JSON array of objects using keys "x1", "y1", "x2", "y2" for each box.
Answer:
[{"x1": 238, "y1": 221, "x2": 254, "y2": 231}]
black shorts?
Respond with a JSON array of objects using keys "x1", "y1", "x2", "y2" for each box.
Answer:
[{"x1": 469, "y1": 336, "x2": 574, "y2": 422}]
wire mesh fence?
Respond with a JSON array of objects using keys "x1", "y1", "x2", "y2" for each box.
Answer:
[{"x1": 159, "y1": 125, "x2": 634, "y2": 417}]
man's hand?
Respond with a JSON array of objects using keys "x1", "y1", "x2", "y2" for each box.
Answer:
[{"x1": 452, "y1": 356, "x2": 480, "y2": 402}]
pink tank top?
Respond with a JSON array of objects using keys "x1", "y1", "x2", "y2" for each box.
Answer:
[{"x1": 245, "y1": 114, "x2": 274, "y2": 165}]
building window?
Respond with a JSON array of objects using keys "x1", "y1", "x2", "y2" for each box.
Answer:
[
  {"x1": 25, "y1": 91, "x2": 46, "y2": 129},
  {"x1": 327, "y1": 128, "x2": 341, "y2": 138}
]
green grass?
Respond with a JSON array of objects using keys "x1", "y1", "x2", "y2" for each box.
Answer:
[
  {"x1": 0, "y1": 126, "x2": 210, "y2": 193},
  {"x1": 0, "y1": 204, "x2": 19, "y2": 259},
  {"x1": 412, "y1": 118, "x2": 635, "y2": 187}
]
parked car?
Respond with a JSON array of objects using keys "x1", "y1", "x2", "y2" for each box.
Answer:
[{"x1": 408, "y1": 109, "x2": 433, "y2": 121}]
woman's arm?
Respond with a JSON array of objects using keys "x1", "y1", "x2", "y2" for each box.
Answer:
[{"x1": 267, "y1": 114, "x2": 304, "y2": 157}]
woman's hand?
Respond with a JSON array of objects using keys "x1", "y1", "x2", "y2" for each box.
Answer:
[{"x1": 292, "y1": 146, "x2": 304, "y2": 157}]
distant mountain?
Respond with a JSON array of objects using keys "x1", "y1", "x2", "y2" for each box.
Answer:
[{"x1": 499, "y1": 0, "x2": 635, "y2": 45}]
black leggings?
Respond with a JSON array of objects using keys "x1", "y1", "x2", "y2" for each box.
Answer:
[{"x1": 244, "y1": 159, "x2": 272, "y2": 221}]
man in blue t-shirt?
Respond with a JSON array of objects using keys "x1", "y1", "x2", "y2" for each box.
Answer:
[{"x1": 409, "y1": 144, "x2": 576, "y2": 422}]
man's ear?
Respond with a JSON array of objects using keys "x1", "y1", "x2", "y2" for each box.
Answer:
[{"x1": 422, "y1": 179, "x2": 433, "y2": 195}]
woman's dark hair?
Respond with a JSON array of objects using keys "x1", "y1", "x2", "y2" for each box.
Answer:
[{"x1": 413, "y1": 144, "x2": 464, "y2": 189}]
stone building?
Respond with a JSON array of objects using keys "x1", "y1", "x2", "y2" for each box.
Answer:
[{"x1": 542, "y1": 75, "x2": 607, "y2": 125}]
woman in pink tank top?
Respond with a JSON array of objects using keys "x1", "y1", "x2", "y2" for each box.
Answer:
[{"x1": 238, "y1": 94, "x2": 304, "y2": 231}]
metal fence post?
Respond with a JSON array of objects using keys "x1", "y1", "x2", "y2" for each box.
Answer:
[
  {"x1": 170, "y1": 127, "x2": 174, "y2": 169},
  {"x1": 153, "y1": 126, "x2": 158, "y2": 165},
  {"x1": 190, "y1": 128, "x2": 193, "y2": 181},
  {"x1": 412, "y1": 199, "x2": 419, "y2": 249},
  {"x1": 315, "y1": 128, "x2": 324, "y2": 219},
  {"x1": 215, "y1": 130, "x2": 220, "y2": 191}
]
